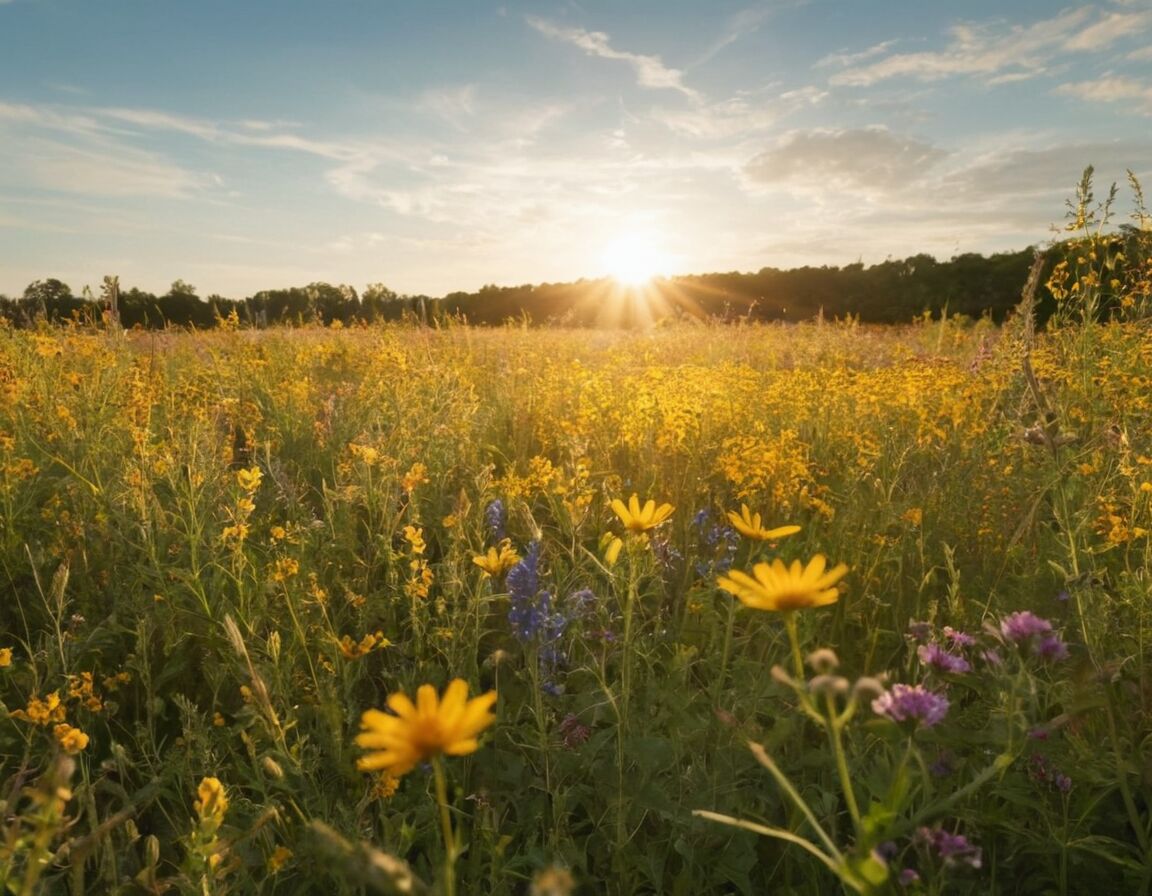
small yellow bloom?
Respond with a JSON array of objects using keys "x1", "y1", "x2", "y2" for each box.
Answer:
[
  {"x1": 53, "y1": 723, "x2": 89, "y2": 754},
  {"x1": 370, "y1": 771, "x2": 401, "y2": 800},
  {"x1": 602, "y1": 534, "x2": 623, "y2": 567},
  {"x1": 236, "y1": 466, "x2": 262, "y2": 492},
  {"x1": 338, "y1": 631, "x2": 392, "y2": 659},
  {"x1": 268, "y1": 845, "x2": 293, "y2": 872},
  {"x1": 610, "y1": 494, "x2": 674, "y2": 534},
  {"x1": 473, "y1": 539, "x2": 521, "y2": 577},
  {"x1": 718, "y1": 555, "x2": 848, "y2": 612},
  {"x1": 195, "y1": 777, "x2": 229, "y2": 820},
  {"x1": 10, "y1": 691, "x2": 66, "y2": 726},
  {"x1": 402, "y1": 462, "x2": 429, "y2": 493},
  {"x1": 0, "y1": 647, "x2": 11, "y2": 667},
  {"x1": 356, "y1": 679, "x2": 497, "y2": 778},
  {"x1": 726, "y1": 504, "x2": 801, "y2": 542}
]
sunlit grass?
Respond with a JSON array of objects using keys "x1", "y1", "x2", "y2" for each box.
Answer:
[{"x1": 0, "y1": 298, "x2": 1150, "y2": 893}]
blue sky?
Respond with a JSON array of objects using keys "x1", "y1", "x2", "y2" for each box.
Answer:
[{"x1": 2, "y1": 0, "x2": 1151, "y2": 299}]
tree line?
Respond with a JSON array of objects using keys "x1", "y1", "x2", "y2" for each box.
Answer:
[{"x1": 0, "y1": 239, "x2": 1138, "y2": 330}]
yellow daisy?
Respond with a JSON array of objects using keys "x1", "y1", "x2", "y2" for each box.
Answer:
[
  {"x1": 726, "y1": 504, "x2": 801, "y2": 542},
  {"x1": 610, "y1": 494, "x2": 674, "y2": 534},
  {"x1": 356, "y1": 679, "x2": 497, "y2": 778},
  {"x1": 717, "y1": 555, "x2": 848, "y2": 612}
]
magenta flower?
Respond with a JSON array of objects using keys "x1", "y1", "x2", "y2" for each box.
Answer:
[
  {"x1": 1000, "y1": 611, "x2": 1068, "y2": 661},
  {"x1": 917, "y1": 643, "x2": 971, "y2": 674},
  {"x1": 1000, "y1": 611, "x2": 1053, "y2": 642},
  {"x1": 872, "y1": 684, "x2": 950, "y2": 728}
]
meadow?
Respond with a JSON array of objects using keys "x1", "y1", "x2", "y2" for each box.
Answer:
[{"x1": 2, "y1": 236, "x2": 1152, "y2": 895}]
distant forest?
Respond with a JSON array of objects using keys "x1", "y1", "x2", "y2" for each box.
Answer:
[{"x1": 0, "y1": 241, "x2": 1130, "y2": 329}]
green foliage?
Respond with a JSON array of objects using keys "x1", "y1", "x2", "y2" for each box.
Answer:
[{"x1": 0, "y1": 262, "x2": 1150, "y2": 894}]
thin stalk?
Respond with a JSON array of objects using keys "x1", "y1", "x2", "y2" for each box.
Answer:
[
  {"x1": 432, "y1": 757, "x2": 457, "y2": 896},
  {"x1": 826, "y1": 694, "x2": 861, "y2": 833}
]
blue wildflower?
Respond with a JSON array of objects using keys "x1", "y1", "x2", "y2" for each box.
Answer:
[{"x1": 485, "y1": 499, "x2": 507, "y2": 542}]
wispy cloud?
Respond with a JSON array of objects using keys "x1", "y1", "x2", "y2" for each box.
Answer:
[
  {"x1": 1, "y1": 134, "x2": 206, "y2": 198},
  {"x1": 743, "y1": 127, "x2": 948, "y2": 194},
  {"x1": 816, "y1": 40, "x2": 898, "y2": 69},
  {"x1": 1056, "y1": 76, "x2": 1152, "y2": 115},
  {"x1": 826, "y1": 6, "x2": 1146, "y2": 87},
  {"x1": 1064, "y1": 9, "x2": 1152, "y2": 50},
  {"x1": 656, "y1": 85, "x2": 825, "y2": 139},
  {"x1": 691, "y1": 3, "x2": 795, "y2": 68},
  {"x1": 527, "y1": 16, "x2": 701, "y2": 100}
]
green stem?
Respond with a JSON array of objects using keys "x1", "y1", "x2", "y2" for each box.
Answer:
[
  {"x1": 715, "y1": 595, "x2": 738, "y2": 701},
  {"x1": 432, "y1": 757, "x2": 457, "y2": 896},
  {"x1": 785, "y1": 612, "x2": 804, "y2": 681},
  {"x1": 747, "y1": 741, "x2": 842, "y2": 861},
  {"x1": 826, "y1": 694, "x2": 861, "y2": 834}
]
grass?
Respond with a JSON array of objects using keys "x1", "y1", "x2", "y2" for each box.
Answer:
[{"x1": 1, "y1": 259, "x2": 1151, "y2": 894}]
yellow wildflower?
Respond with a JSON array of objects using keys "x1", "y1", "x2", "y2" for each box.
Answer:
[
  {"x1": 10, "y1": 691, "x2": 67, "y2": 725},
  {"x1": 0, "y1": 647, "x2": 11, "y2": 667},
  {"x1": 236, "y1": 466, "x2": 262, "y2": 492},
  {"x1": 356, "y1": 679, "x2": 497, "y2": 778},
  {"x1": 610, "y1": 494, "x2": 674, "y2": 534},
  {"x1": 194, "y1": 777, "x2": 229, "y2": 821},
  {"x1": 53, "y1": 723, "x2": 89, "y2": 754},
  {"x1": 370, "y1": 771, "x2": 401, "y2": 800},
  {"x1": 338, "y1": 631, "x2": 392, "y2": 659},
  {"x1": 718, "y1": 555, "x2": 848, "y2": 612},
  {"x1": 402, "y1": 462, "x2": 429, "y2": 493},
  {"x1": 402, "y1": 525, "x2": 426, "y2": 554},
  {"x1": 473, "y1": 539, "x2": 521, "y2": 577},
  {"x1": 726, "y1": 504, "x2": 801, "y2": 541},
  {"x1": 268, "y1": 845, "x2": 293, "y2": 872}
]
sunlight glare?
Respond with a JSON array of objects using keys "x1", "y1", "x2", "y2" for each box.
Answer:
[{"x1": 600, "y1": 233, "x2": 671, "y2": 286}]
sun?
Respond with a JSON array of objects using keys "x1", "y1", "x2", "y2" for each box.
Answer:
[{"x1": 600, "y1": 233, "x2": 671, "y2": 286}]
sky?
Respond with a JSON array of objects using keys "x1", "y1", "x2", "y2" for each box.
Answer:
[{"x1": 1, "y1": 0, "x2": 1151, "y2": 300}]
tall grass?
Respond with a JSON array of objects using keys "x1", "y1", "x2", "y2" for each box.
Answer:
[{"x1": 1, "y1": 177, "x2": 1151, "y2": 895}]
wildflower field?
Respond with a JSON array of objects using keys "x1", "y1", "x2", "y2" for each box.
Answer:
[{"x1": 3, "y1": 250, "x2": 1152, "y2": 894}]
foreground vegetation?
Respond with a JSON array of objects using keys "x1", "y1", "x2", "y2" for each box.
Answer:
[{"x1": 2, "y1": 178, "x2": 1152, "y2": 894}]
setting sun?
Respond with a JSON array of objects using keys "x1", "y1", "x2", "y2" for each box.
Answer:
[{"x1": 600, "y1": 233, "x2": 672, "y2": 286}]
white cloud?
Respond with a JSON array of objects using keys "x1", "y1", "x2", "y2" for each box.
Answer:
[
  {"x1": 826, "y1": 6, "x2": 1136, "y2": 87},
  {"x1": 1056, "y1": 76, "x2": 1152, "y2": 114},
  {"x1": 527, "y1": 16, "x2": 701, "y2": 100},
  {"x1": 1064, "y1": 10, "x2": 1152, "y2": 50},
  {"x1": 3, "y1": 135, "x2": 205, "y2": 198},
  {"x1": 816, "y1": 40, "x2": 898, "y2": 69},
  {"x1": 656, "y1": 85, "x2": 825, "y2": 139},
  {"x1": 743, "y1": 127, "x2": 948, "y2": 194}
]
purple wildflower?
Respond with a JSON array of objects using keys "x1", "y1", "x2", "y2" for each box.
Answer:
[
  {"x1": 942, "y1": 626, "x2": 976, "y2": 647},
  {"x1": 1000, "y1": 611, "x2": 1068, "y2": 661},
  {"x1": 1036, "y1": 633, "x2": 1069, "y2": 661},
  {"x1": 507, "y1": 542, "x2": 541, "y2": 640},
  {"x1": 691, "y1": 509, "x2": 738, "y2": 576},
  {"x1": 558, "y1": 713, "x2": 591, "y2": 749},
  {"x1": 1000, "y1": 611, "x2": 1053, "y2": 642},
  {"x1": 872, "y1": 684, "x2": 950, "y2": 728},
  {"x1": 507, "y1": 543, "x2": 569, "y2": 693},
  {"x1": 898, "y1": 869, "x2": 921, "y2": 886},
  {"x1": 485, "y1": 499, "x2": 506, "y2": 541},
  {"x1": 917, "y1": 643, "x2": 971, "y2": 674},
  {"x1": 567, "y1": 588, "x2": 596, "y2": 616},
  {"x1": 915, "y1": 827, "x2": 982, "y2": 869}
]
